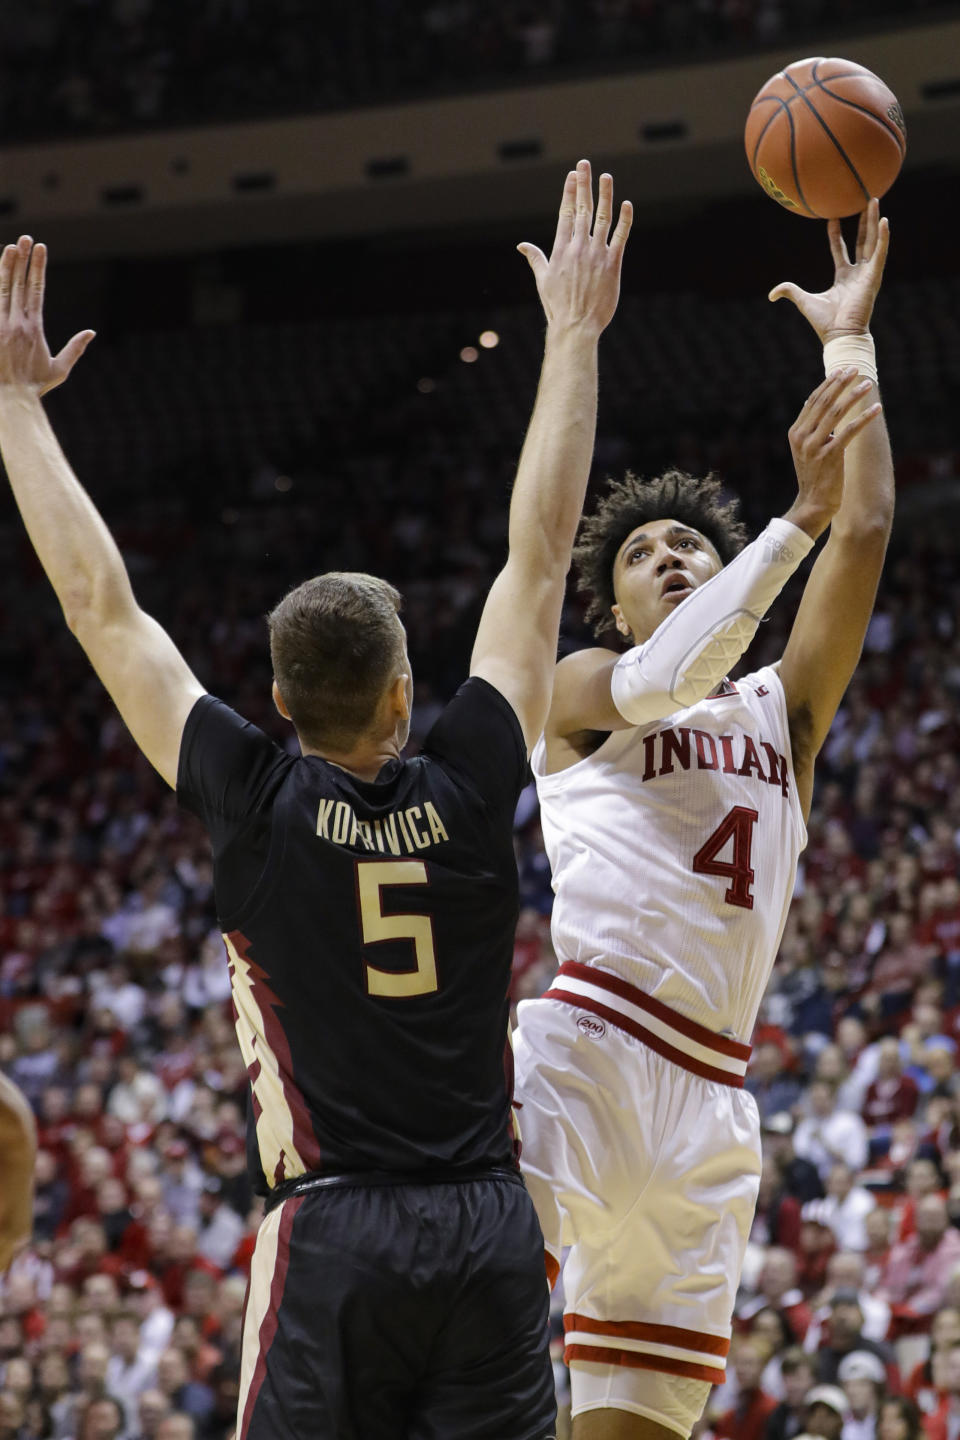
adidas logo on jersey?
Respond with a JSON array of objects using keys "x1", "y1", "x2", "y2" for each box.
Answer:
[{"x1": 763, "y1": 535, "x2": 796, "y2": 564}]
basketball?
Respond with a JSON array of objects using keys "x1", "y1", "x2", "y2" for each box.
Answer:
[{"x1": 745, "y1": 57, "x2": 906, "y2": 219}]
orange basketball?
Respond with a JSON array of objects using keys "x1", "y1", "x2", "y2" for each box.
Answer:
[{"x1": 744, "y1": 57, "x2": 906, "y2": 219}]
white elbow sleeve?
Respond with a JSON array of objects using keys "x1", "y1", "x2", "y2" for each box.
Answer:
[{"x1": 610, "y1": 517, "x2": 815, "y2": 725}]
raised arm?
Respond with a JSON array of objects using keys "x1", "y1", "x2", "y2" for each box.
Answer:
[
  {"x1": 771, "y1": 200, "x2": 894, "y2": 817},
  {"x1": 546, "y1": 371, "x2": 876, "y2": 750},
  {"x1": 0, "y1": 238, "x2": 205, "y2": 788},
  {"x1": 470, "y1": 161, "x2": 632, "y2": 751}
]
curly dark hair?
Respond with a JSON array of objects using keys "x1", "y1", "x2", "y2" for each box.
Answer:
[{"x1": 573, "y1": 469, "x2": 750, "y2": 638}]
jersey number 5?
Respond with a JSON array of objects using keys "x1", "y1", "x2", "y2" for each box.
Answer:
[
  {"x1": 692, "y1": 806, "x2": 759, "y2": 910},
  {"x1": 356, "y1": 860, "x2": 439, "y2": 998}
]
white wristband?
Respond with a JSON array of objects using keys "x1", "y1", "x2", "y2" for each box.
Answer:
[{"x1": 823, "y1": 333, "x2": 877, "y2": 385}]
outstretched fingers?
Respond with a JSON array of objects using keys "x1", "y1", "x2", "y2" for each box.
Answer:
[
  {"x1": 609, "y1": 197, "x2": 633, "y2": 253},
  {"x1": 828, "y1": 219, "x2": 850, "y2": 273},
  {"x1": 573, "y1": 158, "x2": 593, "y2": 241},
  {"x1": 592, "y1": 172, "x2": 613, "y2": 246},
  {"x1": 855, "y1": 198, "x2": 878, "y2": 263},
  {"x1": 26, "y1": 241, "x2": 47, "y2": 321},
  {"x1": 8, "y1": 236, "x2": 32, "y2": 321},
  {"x1": 808, "y1": 374, "x2": 874, "y2": 444},
  {"x1": 798, "y1": 367, "x2": 857, "y2": 417},
  {"x1": 52, "y1": 330, "x2": 96, "y2": 382},
  {"x1": 551, "y1": 170, "x2": 578, "y2": 255},
  {"x1": 0, "y1": 245, "x2": 15, "y2": 322},
  {"x1": 868, "y1": 213, "x2": 890, "y2": 281},
  {"x1": 768, "y1": 279, "x2": 810, "y2": 311},
  {"x1": 829, "y1": 398, "x2": 883, "y2": 449}
]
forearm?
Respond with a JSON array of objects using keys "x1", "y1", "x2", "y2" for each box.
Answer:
[
  {"x1": 0, "y1": 387, "x2": 134, "y2": 627},
  {"x1": 827, "y1": 376, "x2": 894, "y2": 543},
  {"x1": 508, "y1": 323, "x2": 599, "y2": 574}
]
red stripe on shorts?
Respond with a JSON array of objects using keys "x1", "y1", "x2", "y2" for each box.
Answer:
[
  {"x1": 565, "y1": 1343, "x2": 726, "y2": 1384},
  {"x1": 238, "y1": 1196, "x2": 302, "y2": 1440},
  {"x1": 554, "y1": 961, "x2": 751, "y2": 1060},
  {"x1": 544, "y1": 987, "x2": 745, "y2": 1088},
  {"x1": 564, "y1": 1313, "x2": 730, "y2": 1356},
  {"x1": 545, "y1": 1250, "x2": 560, "y2": 1290}
]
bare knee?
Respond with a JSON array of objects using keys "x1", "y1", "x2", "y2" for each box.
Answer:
[{"x1": 573, "y1": 1411, "x2": 684, "y2": 1440}]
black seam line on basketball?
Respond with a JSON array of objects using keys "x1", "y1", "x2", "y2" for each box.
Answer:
[
  {"x1": 814, "y1": 82, "x2": 906, "y2": 154},
  {"x1": 751, "y1": 95, "x2": 792, "y2": 172},
  {"x1": 811, "y1": 62, "x2": 868, "y2": 86},
  {"x1": 750, "y1": 69, "x2": 865, "y2": 135},
  {"x1": 774, "y1": 80, "x2": 812, "y2": 215},
  {"x1": 782, "y1": 68, "x2": 870, "y2": 204}
]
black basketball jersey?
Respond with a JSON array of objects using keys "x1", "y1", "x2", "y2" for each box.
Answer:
[{"x1": 177, "y1": 676, "x2": 527, "y2": 1195}]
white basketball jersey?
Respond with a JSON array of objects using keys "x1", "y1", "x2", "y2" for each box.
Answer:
[{"x1": 531, "y1": 664, "x2": 806, "y2": 1042}]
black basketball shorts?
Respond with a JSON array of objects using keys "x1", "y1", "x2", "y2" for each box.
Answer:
[{"x1": 236, "y1": 1168, "x2": 557, "y2": 1440}]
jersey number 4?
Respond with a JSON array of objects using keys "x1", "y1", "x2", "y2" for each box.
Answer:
[
  {"x1": 691, "y1": 806, "x2": 758, "y2": 910},
  {"x1": 356, "y1": 860, "x2": 439, "y2": 998}
]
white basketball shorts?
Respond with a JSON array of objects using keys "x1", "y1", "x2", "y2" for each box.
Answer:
[{"x1": 513, "y1": 961, "x2": 762, "y2": 1432}]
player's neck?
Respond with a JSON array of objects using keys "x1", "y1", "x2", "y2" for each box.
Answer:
[{"x1": 303, "y1": 735, "x2": 403, "y2": 782}]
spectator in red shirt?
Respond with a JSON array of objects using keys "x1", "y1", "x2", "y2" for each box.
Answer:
[
  {"x1": 863, "y1": 1040, "x2": 920, "y2": 1129},
  {"x1": 752, "y1": 1154, "x2": 803, "y2": 1253},
  {"x1": 867, "y1": 917, "x2": 938, "y2": 1024},
  {"x1": 904, "y1": 1306, "x2": 960, "y2": 1415},
  {"x1": 898, "y1": 1157, "x2": 948, "y2": 1242},
  {"x1": 881, "y1": 1196, "x2": 960, "y2": 1332},
  {"x1": 715, "y1": 1337, "x2": 779, "y2": 1440}
]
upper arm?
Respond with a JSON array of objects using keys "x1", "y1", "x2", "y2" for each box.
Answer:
[
  {"x1": 71, "y1": 603, "x2": 206, "y2": 789},
  {"x1": 778, "y1": 523, "x2": 889, "y2": 810},
  {"x1": 546, "y1": 646, "x2": 633, "y2": 743},
  {"x1": 469, "y1": 560, "x2": 567, "y2": 753}
]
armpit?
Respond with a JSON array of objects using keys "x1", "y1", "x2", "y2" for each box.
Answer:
[{"x1": 787, "y1": 700, "x2": 816, "y2": 775}]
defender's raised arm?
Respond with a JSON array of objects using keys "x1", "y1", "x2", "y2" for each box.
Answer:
[
  {"x1": 0, "y1": 238, "x2": 205, "y2": 788},
  {"x1": 470, "y1": 160, "x2": 632, "y2": 752}
]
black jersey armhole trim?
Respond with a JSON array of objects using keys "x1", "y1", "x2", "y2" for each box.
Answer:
[
  {"x1": 174, "y1": 691, "x2": 220, "y2": 807},
  {"x1": 466, "y1": 675, "x2": 527, "y2": 763}
]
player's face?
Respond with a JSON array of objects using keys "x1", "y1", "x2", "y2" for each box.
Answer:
[{"x1": 610, "y1": 517, "x2": 722, "y2": 644}]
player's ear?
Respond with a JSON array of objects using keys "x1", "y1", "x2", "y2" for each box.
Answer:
[
  {"x1": 387, "y1": 672, "x2": 410, "y2": 721},
  {"x1": 611, "y1": 603, "x2": 631, "y2": 640},
  {"x1": 272, "y1": 679, "x2": 292, "y2": 720}
]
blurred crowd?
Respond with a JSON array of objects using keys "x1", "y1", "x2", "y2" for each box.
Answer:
[
  {"x1": 0, "y1": 0, "x2": 948, "y2": 140},
  {"x1": 0, "y1": 255, "x2": 958, "y2": 1435}
]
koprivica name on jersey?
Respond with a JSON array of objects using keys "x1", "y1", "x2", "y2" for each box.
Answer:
[{"x1": 532, "y1": 665, "x2": 806, "y2": 1042}]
